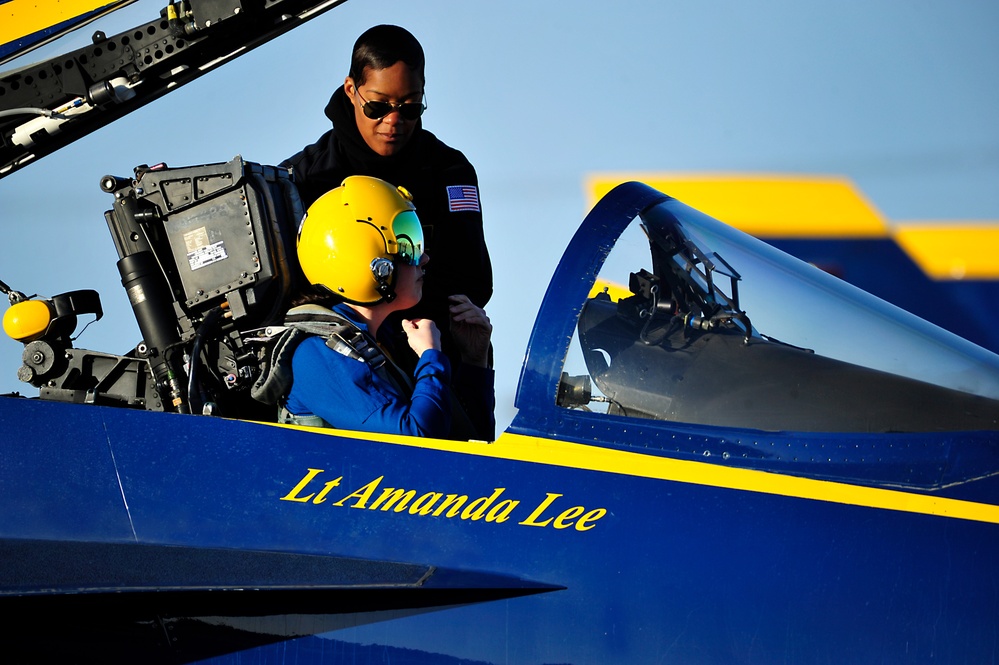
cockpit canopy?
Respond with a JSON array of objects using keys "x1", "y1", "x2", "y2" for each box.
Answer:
[{"x1": 530, "y1": 182, "x2": 999, "y2": 434}]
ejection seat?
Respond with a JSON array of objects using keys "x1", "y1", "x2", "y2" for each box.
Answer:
[{"x1": 12, "y1": 156, "x2": 305, "y2": 419}]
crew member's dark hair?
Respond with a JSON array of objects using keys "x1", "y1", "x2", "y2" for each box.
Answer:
[{"x1": 348, "y1": 25, "x2": 425, "y2": 87}]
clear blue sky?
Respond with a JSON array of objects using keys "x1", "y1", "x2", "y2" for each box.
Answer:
[{"x1": 3, "y1": 0, "x2": 998, "y2": 430}]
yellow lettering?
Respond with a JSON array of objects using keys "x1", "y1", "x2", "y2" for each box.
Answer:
[
  {"x1": 280, "y1": 472, "x2": 605, "y2": 533},
  {"x1": 485, "y1": 499, "x2": 519, "y2": 523},
  {"x1": 576, "y1": 508, "x2": 607, "y2": 531},
  {"x1": 432, "y1": 494, "x2": 468, "y2": 518},
  {"x1": 461, "y1": 488, "x2": 506, "y2": 521},
  {"x1": 371, "y1": 488, "x2": 417, "y2": 512},
  {"x1": 409, "y1": 492, "x2": 444, "y2": 516},
  {"x1": 312, "y1": 476, "x2": 343, "y2": 504},
  {"x1": 518, "y1": 493, "x2": 563, "y2": 527},
  {"x1": 553, "y1": 505, "x2": 586, "y2": 529},
  {"x1": 280, "y1": 468, "x2": 325, "y2": 503},
  {"x1": 332, "y1": 476, "x2": 383, "y2": 508}
]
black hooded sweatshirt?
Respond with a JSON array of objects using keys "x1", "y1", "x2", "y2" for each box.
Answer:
[{"x1": 281, "y1": 88, "x2": 493, "y2": 344}]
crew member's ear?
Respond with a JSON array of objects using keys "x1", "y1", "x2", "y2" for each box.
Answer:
[{"x1": 344, "y1": 77, "x2": 356, "y2": 101}]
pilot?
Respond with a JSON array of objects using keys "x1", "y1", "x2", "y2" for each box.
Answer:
[
  {"x1": 280, "y1": 24, "x2": 492, "y2": 374},
  {"x1": 262, "y1": 175, "x2": 495, "y2": 441}
]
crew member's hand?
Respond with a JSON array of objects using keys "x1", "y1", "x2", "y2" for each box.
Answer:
[
  {"x1": 402, "y1": 318, "x2": 441, "y2": 358},
  {"x1": 449, "y1": 294, "x2": 492, "y2": 368}
]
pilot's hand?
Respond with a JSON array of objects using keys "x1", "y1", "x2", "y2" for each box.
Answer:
[
  {"x1": 449, "y1": 294, "x2": 492, "y2": 368},
  {"x1": 402, "y1": 318, "x2": 442, "y2": 358}
]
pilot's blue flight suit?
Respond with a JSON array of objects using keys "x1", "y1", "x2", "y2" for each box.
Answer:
[{"x1": 283, "y1": 304, "x2": 495, "y2": 440}]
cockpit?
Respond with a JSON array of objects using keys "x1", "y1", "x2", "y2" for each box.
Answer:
[
  {"x1": 4, "y1": 169, "x2": 998, "y2": 441},
  {"x1": 541, "y1": 183, "x2": 999, "y2": 434}
]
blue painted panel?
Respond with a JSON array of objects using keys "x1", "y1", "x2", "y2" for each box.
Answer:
[
  {"x1": 84, "y1": 404, "x2": 999, "y2": 663},
  {"x1": 2, "y1": 380, "x2": 997, "y2": 663},
  {"x1": 0, "y1": 398, "x2": 134, "y2": 541}
]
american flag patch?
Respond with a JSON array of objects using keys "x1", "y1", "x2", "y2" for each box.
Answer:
[{"x1": 446, "y1": 185, "x2": 480, "y2": 212}]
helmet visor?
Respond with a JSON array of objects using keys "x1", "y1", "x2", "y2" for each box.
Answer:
[{"x1": 393, "y1": 210, "x2": 424, "y2": 266}]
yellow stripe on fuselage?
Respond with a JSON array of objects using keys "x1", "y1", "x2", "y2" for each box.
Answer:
[
  {"x1": 1, "y1": 0, "x2": 120, "y2": 45},
  {"x1": 265, "y1": 422, "x2": 999, "y2": 525}
]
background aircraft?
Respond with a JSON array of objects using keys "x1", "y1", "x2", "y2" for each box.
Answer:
[{"x1": 2, "y1": 0, "x2": 998, "y2": 435}]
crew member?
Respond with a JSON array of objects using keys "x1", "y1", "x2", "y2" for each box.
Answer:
[
  {"x1": 281, "y1": 25, "x2": 492, "y2": 368},
  {"x1": 260, "y1": 175, "x2": 494, "y2": 441}
]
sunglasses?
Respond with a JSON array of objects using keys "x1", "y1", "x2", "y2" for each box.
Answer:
[{"x1": 356, "y1": 88, "x2": 427, "y2": 121}]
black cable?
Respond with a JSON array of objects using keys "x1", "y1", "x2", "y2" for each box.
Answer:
[{"x1": 187, "y1": 307, "x2": 226, "y2": 415}]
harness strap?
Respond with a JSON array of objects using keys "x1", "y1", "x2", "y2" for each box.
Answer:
[
  {"x1": 251, "y1": 305, "x2": 402, "y2": 405},
  {"x1": 251, "y1": 304, "x2": 481, "y2": 440}
]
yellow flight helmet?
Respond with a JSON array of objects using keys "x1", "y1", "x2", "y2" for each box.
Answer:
[{"x1": 297, "y1": 175, "x2": 424, "y2": 305}]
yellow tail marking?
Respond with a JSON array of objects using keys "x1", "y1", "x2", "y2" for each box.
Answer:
[
  {"x1": 586, "y1": 173, "x2": 888, "y2": 237},
  {"x1": 894, "y1": 223, "x2": 999, "y2": 280}
]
